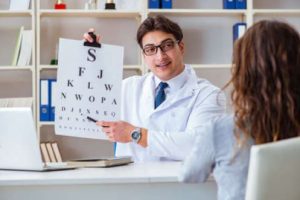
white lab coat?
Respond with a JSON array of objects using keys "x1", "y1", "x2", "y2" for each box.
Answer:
[{"x1": 116, "y1": 65, "x2": 226, "y2": 162}]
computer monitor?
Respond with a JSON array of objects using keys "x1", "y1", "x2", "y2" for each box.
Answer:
[{"x1": 0, "y1": 107, "x2": 73, "y2": 171}]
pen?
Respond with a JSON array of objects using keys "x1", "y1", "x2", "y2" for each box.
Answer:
[
  {"x1": 87, "y1": 116, "x2": 109, "y2": 128},
  {"x1": 87, "y1": 116, "x2": 97, "y2": 123}
]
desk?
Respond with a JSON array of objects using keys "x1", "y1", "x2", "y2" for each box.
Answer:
[{"x1": 0, "y1": 162, "x2": 217, "y2": 200}]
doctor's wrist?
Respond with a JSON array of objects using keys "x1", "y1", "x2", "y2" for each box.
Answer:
[
  {"x1": 138, "y1": 128, "x2": 148, "y2": 148},
  {"x1": 130, "y1": 127, "x2": 148, "y2": 148}
]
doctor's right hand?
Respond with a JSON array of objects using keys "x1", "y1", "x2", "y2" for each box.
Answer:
[{"x1": 83, "y1": 28, "x2": 101, "y2": 43}]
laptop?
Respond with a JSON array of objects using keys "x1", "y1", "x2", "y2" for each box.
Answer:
[{"x1": 0, "y1": 107, "x2": 75, "y2": 171}]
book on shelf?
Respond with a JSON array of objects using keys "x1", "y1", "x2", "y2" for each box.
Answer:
[
  {"x1": 11, "y1": 26, "x2": 24, "y2": 66},
  {"x1": 40, "y1": 143, "x2": 51, "y2": 163},
  {"x1": 66, "y1": 156, "x2": 133, "y2": 168},
  {"x1": 9, "y1": 0, "x2": 31, "y2": 10},
  {"x1": 40, "y1": 142, "x2": 63, "y2": 163},
  {"x1": 0, "y1": 97, "x2": 33, "y2": 107},
  {"x1": 17, "y1": 30, "x2": 33, "y2": 66},
  {"x1": 46, "y1": 142, "x2": 57, "y2": 162},
  {"x1": 51, "y1": 142, "x2": 62, "y2": 162}
]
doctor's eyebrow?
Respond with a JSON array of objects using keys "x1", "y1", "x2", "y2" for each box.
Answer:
[{"x1": 143, "y1": 38, "x2": 174, "y2": 48}]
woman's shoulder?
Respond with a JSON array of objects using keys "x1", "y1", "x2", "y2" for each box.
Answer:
[{"x1": 211, "y1": 114, "x2": 235, "y2": 133}]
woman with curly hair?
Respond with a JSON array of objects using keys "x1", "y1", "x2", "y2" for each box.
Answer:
[{"x1": 179, "y1": 20, "x2": 300, "y2": 200}]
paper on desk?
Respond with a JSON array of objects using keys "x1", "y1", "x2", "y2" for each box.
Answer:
[{"x1": 55, "y1": 38, "x2": 123, "y2": 140}]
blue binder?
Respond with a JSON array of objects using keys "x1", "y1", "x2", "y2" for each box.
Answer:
[
  {"x1": 236, "y1": 0, "x2": 247, "y2": 9},
  {"x1": 223, "y1": 0, "x2": 236, "y2": 9},
  {"x1": 233, "y1": 22, "x2": 247, "y2": 42},
  {"x1": 49, "y1": 79, "x2": 57, "y2": 121},
  {"x1": 40, "y1": 79, "x2": 50, "y2": 121},
  {"x1": 149, "y1": 0, "x2": 160, "y2": 8},
  {"x1": 161, "y1": 0, "x2": 172, "y2": 9}
]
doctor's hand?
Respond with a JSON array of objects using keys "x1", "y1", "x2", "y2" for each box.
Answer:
[
  {"x1": 83, "y1": 28, "x2": 101, "y2": 43},
  {"x1": 96, "y1": 121, "x2": 134, "y2": 143}
]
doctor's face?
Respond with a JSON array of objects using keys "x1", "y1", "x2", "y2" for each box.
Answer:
[{"x1": 142, "y1": 31, "x2": 185, "y2": 81}]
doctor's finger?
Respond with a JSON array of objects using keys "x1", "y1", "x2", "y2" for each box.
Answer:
[
  {"x1": 96, "y1": 34, "x2": 101, "y2": 43},
  {"x1": 102, "y1": 126, "x2": 111, "y2": 133},
  {"x1": 98, "y1": 121, "x2": 113, "y2": 127},
  {"x1": 106, "y1": 133, "x2": 116, "y2": 141},
  {"x1": 83, "y1": 32, "x2": 93, "y2": 43},
  {"x1": 88, "y1": 28, "x2": 95, "y2": 32}
]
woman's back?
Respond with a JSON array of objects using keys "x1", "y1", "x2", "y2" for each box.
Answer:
[{"x1": 180, "y1": 114, "x2": 253, "y2": 200}]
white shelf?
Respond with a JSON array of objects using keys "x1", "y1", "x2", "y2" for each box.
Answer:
[
  {"x1": 148, "y1": 9, "x2": 247, "y2": 16},
  {"x1": 38, "y1": 65, "x2": 142, "y2": 70},
  {"x1": 39, "y1": 121, "x2": 54, "y2": 127},
  {"x1": 253, "y1": 9, "x2": 300, "y2": 15},
  {"x1": 39, "y1": 10, "x2": 141, "y2": 18},
  {"x1": 0, "y1": 10, "x2": 32, "y2": 17},
  {"x1": 191, "y1": 64, "x2": 232, "y2": 69},
  {"x1": 0, "y1": 66, "x2": 34, "y2": 71},
  {"x1": 124, "y1": 65, "x2": 143, "y2": 70},
  {"x1": 38, "y1": 65, "x2": 57, "y2": 70}
]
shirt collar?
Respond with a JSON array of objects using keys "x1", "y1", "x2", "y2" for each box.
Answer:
[{"x1": 154, "y1": 65, "x2": 188, "y2": 93}]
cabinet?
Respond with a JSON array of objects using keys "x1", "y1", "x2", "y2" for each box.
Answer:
[{"x1": 1, "y1": 0, "x2": 300, "y2": 159}]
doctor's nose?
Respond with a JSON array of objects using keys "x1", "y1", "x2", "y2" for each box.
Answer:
[{"x1": 155, "y1": 47, "x2": 168, "y2": 60}]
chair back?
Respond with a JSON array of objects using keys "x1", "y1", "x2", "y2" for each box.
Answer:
[{"x1": 245, "y1": 137, "x2": 300, "y2": 200}]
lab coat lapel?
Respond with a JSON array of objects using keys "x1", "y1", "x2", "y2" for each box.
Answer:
[{"x1": 140, "y1": 74, "x2": 156, "y2": 118}]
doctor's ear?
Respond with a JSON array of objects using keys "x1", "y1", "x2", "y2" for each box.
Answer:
[{"x1": 178, "y1": 41, "x2": 185, "y2": 54}]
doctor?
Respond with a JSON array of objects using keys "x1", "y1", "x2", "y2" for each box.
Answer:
[{"x1": 84, "y1": 15, "x2": 226, "y2": 162}]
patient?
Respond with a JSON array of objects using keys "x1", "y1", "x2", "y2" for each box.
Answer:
[{"x1": 179, "y1": 20, "x2": 300, "y2": 200}]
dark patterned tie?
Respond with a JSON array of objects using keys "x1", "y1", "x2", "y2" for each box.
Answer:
[{"x1": 154, "y1": 82, "x2": 168, "y2": 109}]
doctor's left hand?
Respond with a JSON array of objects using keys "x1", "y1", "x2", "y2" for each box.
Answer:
[{"x1": 96, "y1": 121, "x2": 134, "y2": 143}]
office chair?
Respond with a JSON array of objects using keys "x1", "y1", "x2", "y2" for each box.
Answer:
[{"x1": 245, "y1": 137, "x2": 300, "y2": 200}]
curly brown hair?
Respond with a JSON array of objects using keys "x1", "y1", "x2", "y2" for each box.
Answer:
[{"x1": 230, "y1": 20, "x2": 300, "y2": 144}]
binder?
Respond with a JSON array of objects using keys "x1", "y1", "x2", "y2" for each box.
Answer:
[
  {"x1": 149, "y1": 0, "x2": 160, "y2": 9},
  {"x1": 236, "y1": 0, "x2": 247, "y2": 9},
  {"x1": 233, "y1": 22, "x2": 247, "y2": 42},
  {"x1": 223, "y1": 0, "x2": 236, "y2": 9},
  {"x1": 49, "y1": 79, "x2": 57, "y2": 121},
  {"x1": 161, "y1": 0, "x2": 172, "y2": 9},
  {"x1": 40, "y1": 79, "x2": 50, "y2": 121}
]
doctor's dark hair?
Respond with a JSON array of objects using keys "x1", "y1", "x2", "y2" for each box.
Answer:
[
  {"x1": 228, "y1": 20, "x2": 300, "y2": 145},
  {"x1": 136, "y1": 15, "x2": 183, "y2": 48}
]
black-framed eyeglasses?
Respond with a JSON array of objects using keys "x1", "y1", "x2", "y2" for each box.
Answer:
[{"x1": 142, "y1": 39, "x2": 179, "y2": 56}]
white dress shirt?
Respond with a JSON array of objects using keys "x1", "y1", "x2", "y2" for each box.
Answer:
[{"x1": 179, "y1": 114, "x2": 254, "y2": 200}]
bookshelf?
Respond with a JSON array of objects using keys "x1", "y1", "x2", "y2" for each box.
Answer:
[
  {"x1": 1, "y1": 0, "x2": 300, "y2": 159},
  {"x1": 0, "y1": 0, "x2": 35, "y2": 118}
]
